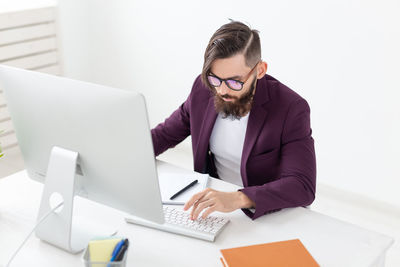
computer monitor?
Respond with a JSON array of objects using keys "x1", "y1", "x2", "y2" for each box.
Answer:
[{"x1": 0, "y1": 65, "x2": 164, "y2": 253}]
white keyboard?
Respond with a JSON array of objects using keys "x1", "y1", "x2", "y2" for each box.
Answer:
[{"x1": 125, "y1": 206, "x2": 229, "y2": 241}]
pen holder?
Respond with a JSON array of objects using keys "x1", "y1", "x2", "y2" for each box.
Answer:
[{"x1": 82, "y1": 244, "x2": 128, "y2": 267}]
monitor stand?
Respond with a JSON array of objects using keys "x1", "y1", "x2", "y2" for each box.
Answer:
[{"x1": 35, "y1": 146, "x2": 117, "y2": 254}]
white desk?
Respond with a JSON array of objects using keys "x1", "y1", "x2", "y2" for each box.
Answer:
[{"x1": 0, "y1": 161, "x2": 394, "y2": 267}]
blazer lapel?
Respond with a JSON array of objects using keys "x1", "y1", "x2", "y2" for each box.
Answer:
[
  {"x1": 194, "y1": 97, "x2": 217, "y2": 172},
  {"x1": 241, "y1": 78, "x2": 270, "y2": 187}
]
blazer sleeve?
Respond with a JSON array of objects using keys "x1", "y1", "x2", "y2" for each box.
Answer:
[
  {"x1": 151, "y1": 87, "x2": 192, "y2": 157},
  {"x1": 240, "y1": 98, "x2": 316, "y2": 220}
]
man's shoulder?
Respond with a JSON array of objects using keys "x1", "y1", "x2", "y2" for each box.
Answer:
[
  {"x1": 189, "y1": 74, "x2": 214, "y2": 100},
  {"x1": 192, "y1": 74, "x2": 211, "y2": 92},
  {"x1": 263, "y1": 74, "x2": 307, "y2": 106}
]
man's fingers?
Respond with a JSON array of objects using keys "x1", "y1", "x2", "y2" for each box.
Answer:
[
  {"x1": 183, "y1": 188, "x2": 211, "y2": 211},
  {"x1": 183, "y1": 191, "x2": 204, "y2": 210},
  {"x1": 191, "y1": 199, "x2": 214, "y2": 220},
  {"x1": 201, "y1": 206, "x2": 216, "y2": 219},
  {"x1": 190, "y1": 191, "x2": 212, "y2": 218}
]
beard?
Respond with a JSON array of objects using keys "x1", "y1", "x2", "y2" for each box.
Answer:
[{"x1": 212, "y1": 76, "x2": 257, "y2": 120}]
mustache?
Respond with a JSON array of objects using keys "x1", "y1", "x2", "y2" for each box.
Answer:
[{"x1": 219, "y1": 94, "x2": 238, "y2": 100}]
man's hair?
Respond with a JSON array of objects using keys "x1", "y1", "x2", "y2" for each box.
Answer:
[{"x1": 201, "y1": 20, "x2": 261, "y2": 90}]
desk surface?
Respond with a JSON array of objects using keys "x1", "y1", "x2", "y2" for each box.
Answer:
[{"x1": 0, "y1": 161, "x2": 394, "y2": 267}]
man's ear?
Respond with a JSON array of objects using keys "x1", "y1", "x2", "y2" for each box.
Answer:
[{"x1": 257, "y1": 61, "x2": 268, "y2": 79}]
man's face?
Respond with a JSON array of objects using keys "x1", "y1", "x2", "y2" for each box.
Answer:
[{"x1": 209, "y1": 54, "x2": 258, "y2": 119}]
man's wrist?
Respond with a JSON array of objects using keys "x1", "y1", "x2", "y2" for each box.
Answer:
[{"x1": 236, "y1": 191, "x2": 255, "y2": 209}]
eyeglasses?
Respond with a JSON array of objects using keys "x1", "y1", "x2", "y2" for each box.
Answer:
[{"x1": 207, "y1": 62, "x2": 259, "y2": 91}]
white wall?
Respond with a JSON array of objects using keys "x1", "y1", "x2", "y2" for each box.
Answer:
[{"x1": 57, "y1": 0, "x2": 400, "y2": 207}]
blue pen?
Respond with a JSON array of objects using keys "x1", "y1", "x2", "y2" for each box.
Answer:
[{"x1": 110, "y1": 239, "x2": 125, "y2": 262}]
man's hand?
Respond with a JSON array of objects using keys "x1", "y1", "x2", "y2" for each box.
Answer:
[{"x1": 183, "y1": 188, "x2": 255, "y2": 220}]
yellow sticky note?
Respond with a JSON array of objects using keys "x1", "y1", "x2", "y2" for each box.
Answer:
[{"x1": 88, "y1": 238, "x2": 122, "y2": 262}]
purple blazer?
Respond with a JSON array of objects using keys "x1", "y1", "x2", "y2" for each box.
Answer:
[{"x1": 151, "y1": 74, "x2": 316, "y2": 220}]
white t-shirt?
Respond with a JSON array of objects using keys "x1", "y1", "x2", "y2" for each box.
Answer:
[{"x1": 209, "y1": 113, "x2": 249, "y2": 186}]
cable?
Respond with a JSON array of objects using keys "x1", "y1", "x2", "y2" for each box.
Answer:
[{"x1": 5, "y1": 201, "x2": 64, "y2": 267}]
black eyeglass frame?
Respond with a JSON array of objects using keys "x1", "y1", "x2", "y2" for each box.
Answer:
[{"x1": 207, "y1": 62, "x2": 259, "y2": 91}]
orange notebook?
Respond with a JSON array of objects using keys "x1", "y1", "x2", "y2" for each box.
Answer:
[{"x1": 220, "y1": 239, "x2": 319, "y2": 267}]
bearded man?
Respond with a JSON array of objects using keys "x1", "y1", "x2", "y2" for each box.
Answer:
[{"x1": 151, "y1": 21, "x2": 316, "y2": 220}]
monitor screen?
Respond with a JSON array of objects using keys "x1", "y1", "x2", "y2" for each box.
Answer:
[{"x1": 0, "y1": 65, "x2": 165, "y2": 227}]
